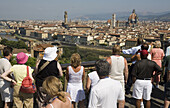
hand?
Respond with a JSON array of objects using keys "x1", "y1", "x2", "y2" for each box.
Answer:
[
  {"x1": 125, "y1": 81, "x2": 127, "y2": 85},
  {"x1": 136, "y1": 49, "x2": 140, "y2": 55},
  {"x1": 11, "y1": 80, "x2": 17, "y2": 85},
  {"x1": 13, "y1": 81, "x2": 17, "y2": 85}
]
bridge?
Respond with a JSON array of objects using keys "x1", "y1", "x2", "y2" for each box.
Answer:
[
  {"x1": 15, "y1": 35, "x2": 38, "y2": 42},
  {"x1": 0, "y1": 29, "x2": 16, "y2": 34}
]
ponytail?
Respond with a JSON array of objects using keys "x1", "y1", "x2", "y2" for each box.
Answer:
[{"x1": 57, "y1": 91, "x2": 66, "y2": 102}]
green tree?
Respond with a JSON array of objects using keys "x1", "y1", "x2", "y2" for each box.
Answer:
[
  {"x1": 25, "y1": 57, "x2": 36, "y2": 67},
  {"x1": 10, "y1": 56, "x2": 36, "y2": 68},
  {"x1": 0, "y1": 38, "x2": 28, "y2": 50},
  {"x1": 0, "y1": 38, "x2": 8, "y2": 45}
]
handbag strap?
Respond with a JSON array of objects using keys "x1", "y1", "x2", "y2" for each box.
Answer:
[
  {"x1": 27, "y1": 66, "x2": 29, "y2": 76},
  {"x1": 38, "y1": 61, "x2": 50, "y2": 72}
]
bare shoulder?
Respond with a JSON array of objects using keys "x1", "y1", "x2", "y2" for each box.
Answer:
[
  {"x1": 124, "y1": 57, "x2": 127, "y2": 62},
  {"x1": 46, "y1": 104, "x2": 53, "y2": 108},
  {"x1": 106, "y1": 56, "x2": 111, "y2": 64}
]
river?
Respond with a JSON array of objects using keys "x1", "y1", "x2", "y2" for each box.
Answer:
[{"x1": 0, "y1": 33, "x2": 18, "y2": 41}]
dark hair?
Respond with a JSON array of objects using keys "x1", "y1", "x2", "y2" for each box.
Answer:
[
  {"x1": 3, "y1": 46, "x2": 13, "y2": 57},
  {"x1": 141, "y1": 43, "x2": 149, "y2": 50},
  {"x1": 137, "y1": 38, "x2": 144, "y2": 45},
  {"x1": 112, "y1": 45, "x2": 121, "y2": 55},
  {"x1": 140, "y1": 54, "x2": 148, "y2": 59},
  {"x1": 95, "y1": 60, "x2": 110, "y2": 77}
]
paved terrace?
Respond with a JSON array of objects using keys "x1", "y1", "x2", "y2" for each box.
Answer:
[{"x1": 61, "y1": 61, "x2": 165, "y2": 108}]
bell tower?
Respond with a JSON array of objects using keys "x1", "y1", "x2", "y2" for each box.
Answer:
[
  {"x1": 64, "y1": 11, "x2": 68, "y2": 24},
  {"x1": 112, "y1": 14, "x2": 116, "y2": 28}
]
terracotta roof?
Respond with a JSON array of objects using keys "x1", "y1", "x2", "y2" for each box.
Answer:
[
  {"x1": 25, "y1": 28, "x2": 34, "y2": 30},
  {"x1": 33, "y1": 44, "x2": 53, "y2": 51},
  {"x1": 69, "y1": 25, "x2": 91, "y2": 28},
  {"x1": 95, "y1": 36, "x2": 104, "y2": 40},
  {"x1": 126, "y1": 39, "x2": 137, "y2": 41},
  {"x1": 109, "y1": 33, "x2": 120, "y2": 36},
  {"x1": 159, "y1": 30, "x2": 170, "y2": 33},
  {"x1": 41, "y1": 24, "x2": 56, "y2": 27},
  {"x1": 107, "y1": 19, "x2": 111, "y2": 24},
  {"x1": 13, "y1": 49, "x2": 28, "y2": 54}
]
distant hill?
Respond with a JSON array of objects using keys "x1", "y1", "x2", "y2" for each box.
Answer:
[{"x1": 72, "y1": 11, "x2": 170, "y2": 21}]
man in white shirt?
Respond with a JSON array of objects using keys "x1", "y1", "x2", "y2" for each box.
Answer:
[
  {"x1": 88, "y1": 60, "x2": 124, "y2": 108},
  {"x1": 122, "y1": 38, "x2": 144, "y2": 55},
  {"x1": 0, "y1": 46, "x2": 13, "y2": 108},
  {"x1": 123, "y1": 38, "x2": 151, "y2": 95},
  {"x1": 166, "y1": 46, "x2": 170, "y2": 56}
]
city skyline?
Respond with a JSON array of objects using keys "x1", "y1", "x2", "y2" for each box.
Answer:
[{"x1": 0, "y1": 0, "x2": 170, "y2": 20}]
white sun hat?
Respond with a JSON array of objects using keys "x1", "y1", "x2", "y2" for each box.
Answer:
[{"x1": 43, "y1": 46, "x2": 58, "y2": 61}]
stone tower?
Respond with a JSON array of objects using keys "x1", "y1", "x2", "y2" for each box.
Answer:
[
  {"x1": 110, "y1": 19, "x2": 113, "y2": 30},
  {"x1": 112, "y1": 14, "x2": 116, "y2": 28},
  {"x1": 64, "y1": 11, "x2": 68, "y2": 24}
]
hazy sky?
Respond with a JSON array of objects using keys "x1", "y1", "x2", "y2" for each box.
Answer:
[{"x1": 0, "y1": 0, "x2": 170, "y2": 20}]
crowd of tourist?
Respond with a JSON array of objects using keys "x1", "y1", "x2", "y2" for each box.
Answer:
[{"x1": 0, "y1": 39, "x2": 169, "y2": 108}]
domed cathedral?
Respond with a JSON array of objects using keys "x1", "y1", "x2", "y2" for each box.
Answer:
[{"x1": 128, "y1": 9, "x2": 139, "y2": 27}]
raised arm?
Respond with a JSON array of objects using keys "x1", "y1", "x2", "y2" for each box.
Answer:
[
  {"x1": 131, "y1": 50, "x2": 141, "y2": 62},
  {"x1": 122, "y1": 46, "x2": 140, "y2": 55}
]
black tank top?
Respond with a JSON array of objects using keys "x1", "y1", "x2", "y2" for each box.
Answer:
[{"x1": 36, "y1": 59, "x2": 60, "y2": 87}]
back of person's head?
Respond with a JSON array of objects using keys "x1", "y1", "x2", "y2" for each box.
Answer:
[
  {"x1": 141, "y1": 43, "x2": 149, "y2": 50},
  {"x1": 140, "y1": 50, "x2": 148, "y2": 59},
  {"x1": 95, "y1": 59, "x2": 110, "y2": 77},
  {"x1": 112, "y1": 45, "x2": 121, "y2": 55},
  {"x1": 71, "y1": 53, "x2": 81, "y2": 68},
  {"x1": 3, "y1": 46, "x2": 13, "y2": 57},
  {"x1": 42, "y1": 76, "x2": 66, "y2": 102},
  {"x1": 154, "y1": 41, "x2": 161, "y2": 48},
  {"x1": 137, "y1": 37, "x2": 144, "y2": 45},
  {"x1": 16, "y1": 52, "x2": 28, "y2": 64}
]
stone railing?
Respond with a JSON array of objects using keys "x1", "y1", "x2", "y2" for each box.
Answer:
[{"x1": 61, "y1": 60, "x2": 132, "y2": 91}]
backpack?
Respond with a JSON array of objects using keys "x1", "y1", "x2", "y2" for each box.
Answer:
[{"x1": 20, "y1": 66, "x2": 36, "y2": 94}]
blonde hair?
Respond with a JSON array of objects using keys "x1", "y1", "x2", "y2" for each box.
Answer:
[
  {"x1": 154, "y1": 41, "x2": 161, "y2": 48},
  {"x1": 42, "y1": 76, "x2": 66, "y2": 102},
  {"x1": 70, "y1": 53, "x2": 81, "y2": 68}
]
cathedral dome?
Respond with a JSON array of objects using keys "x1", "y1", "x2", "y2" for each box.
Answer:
[{"x1": 128, "y1": 9, "x2": 138, "y2": 24}]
